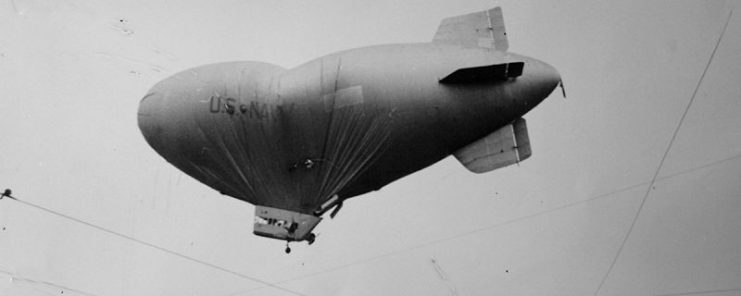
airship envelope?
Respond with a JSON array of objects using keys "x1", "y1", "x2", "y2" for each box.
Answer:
[{"x1": 137, "y1": 7, "x2": 560, "y2": 246}]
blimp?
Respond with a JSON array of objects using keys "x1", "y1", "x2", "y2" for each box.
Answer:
[{"x1": 137, "y1": 7, "x2": 561, "y2": 252}]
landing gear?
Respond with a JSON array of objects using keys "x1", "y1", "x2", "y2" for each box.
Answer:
[
  {"x1": 306, "y1": 233, "x2": 316, "y2": 245},
  {"x1": 284, "y1": 233, "x2": 316, "y2": 253}
]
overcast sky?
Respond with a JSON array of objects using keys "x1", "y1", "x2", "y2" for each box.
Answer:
[{"x1": 1, "y1": 0, "x2": 740, "y2": 295}]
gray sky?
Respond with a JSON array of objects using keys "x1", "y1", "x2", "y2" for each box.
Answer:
[{"x1": 1, "y1": 0, "x2": 740, "y2": 295}]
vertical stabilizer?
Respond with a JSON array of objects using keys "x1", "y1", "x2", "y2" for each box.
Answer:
[{"x1": 432, "y1": 7, "x2": 508, "y2": 51}]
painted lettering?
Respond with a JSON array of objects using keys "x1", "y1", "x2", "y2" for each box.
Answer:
[{"x1": 208, "y1": 96, "x2": 296, "y2": 121}]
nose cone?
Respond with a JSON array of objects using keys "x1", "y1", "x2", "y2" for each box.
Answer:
[
  {"x1": 137, "y1": 65, "x2": 214, "y2": 146},
  {"x1": 137, "y1": 90, "x2": 162, "y2": 119},
  {"x1": 516, "y1": 56, "x2": 561, "y2": 108},
  {"x1": 529, "y1": 58, "x2": 560, "y2": 91},
  {"x1": 137, "y1": 86, "x2": 169, "y2": 152}
]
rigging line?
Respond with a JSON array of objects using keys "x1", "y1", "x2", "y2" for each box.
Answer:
[
  {"x1": 593, "y1": 9, "x2": 734, "y2": 295},
  {"x1": 1, "y1": 197, "x2": 308, "y2": 296}
]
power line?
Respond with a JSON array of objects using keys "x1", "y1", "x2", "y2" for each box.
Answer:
[
  {"x1": 5, "y1": 153, "x2": 740, "y2": 296},
  {"x1": 592, "y1": 9, "x2": 734, "y2": 295},
  {"x1": 0, "y1": 194, "x2": 307, "y2": 296},
  {"x1": 6, "y1": 152, "x2": 740, "y2": 296}
]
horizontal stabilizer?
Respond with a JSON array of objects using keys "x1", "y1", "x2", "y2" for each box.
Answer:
[
  {"x1": 454, "y1": 118, "x2": 531, "y2": 174},
  {"x1": 433, "y1": 7, "x2": 508, "y2": 51},
  {"x1": 439, "y1": 62, "x2": 523, "y2": 84}
]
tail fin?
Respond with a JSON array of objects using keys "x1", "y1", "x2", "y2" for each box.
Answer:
[
  {"x1": 453, "y1": 118, "x2": 531, "y2": 174},
  {"x1": 432, "y1": 7, "x2": 508, "y2": 51}
]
